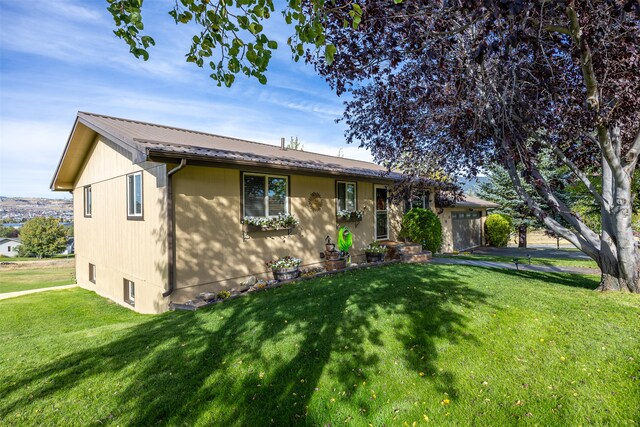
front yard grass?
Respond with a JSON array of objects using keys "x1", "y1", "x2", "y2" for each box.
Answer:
[
  {"x1": 0, "y1": 266, "x2": 75, "y2": 293},
  {"x1": 0, "y1": 264, "x2": 638, "y2": 426}
]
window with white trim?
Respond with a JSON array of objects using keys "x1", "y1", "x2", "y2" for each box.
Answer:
[
  {"x1": 404, "y1": 192, "x2": 431, "y2": 212},
  {"x1": 84, "y1": 186, "x2": 92, "y2": 217},
  {"x1": 242, "y1": 173, "x2": 288, "y2": 218},
  {"x1": 123, "y1": 279, "x2": 135, "y2": 306},
  {"x1": 127, "y1": 172, "x2": 143, "y2": 219},
  {"x1": 336, "y1": 181, "x2": 357, "y2": 212}
]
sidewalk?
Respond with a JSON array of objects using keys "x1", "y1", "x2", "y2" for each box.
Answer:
[
  {"x1": 0, "y1": 284, "x2": 78, "y2": 301},
  {"x1": 431, "y1": 257, "x2": 600, "y2": 275}
]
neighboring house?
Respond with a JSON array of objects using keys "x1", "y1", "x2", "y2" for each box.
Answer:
[
  {"x1": 0, "y1": 238, "x2": 21, "y2": 257},
  {"x1": 62, "y1": 238, "x2": 74, "y2": 255},
  {"x1": 51, "y1": 112, "x2": 497, "y2": 313}
]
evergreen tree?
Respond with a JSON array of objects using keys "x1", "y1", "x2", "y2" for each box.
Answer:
[
  {"x1": 477, "y1": 153, "x2": 570, "y2": 248},
  {"x1": 477, "y1": 164, "x2": 540, "y2": 247},
  {"x1": 286, "y1": 137, "x2": 303, "y2": 151}
]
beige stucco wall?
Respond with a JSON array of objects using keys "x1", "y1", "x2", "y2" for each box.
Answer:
[
  {"x1": 73, "y1": 136, "x2": 168, "y2": 314},
  {"x1": 437, "y1": 209, "x2": 454, "y2": 252},
  {"x1": 172, "y1": 166, "x2": 400, "y2": 301}
]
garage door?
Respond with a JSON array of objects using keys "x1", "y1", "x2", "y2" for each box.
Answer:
[{"x1": 452, "y1": 211, "x2": 482, "y2": 251}]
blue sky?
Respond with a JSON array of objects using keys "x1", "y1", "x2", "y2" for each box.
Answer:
[{"x1": 0, "y1": 0, "x2": 369, "y2": 198}]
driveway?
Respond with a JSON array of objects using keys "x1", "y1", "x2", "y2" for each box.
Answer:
[
  {"x1": 470, "y1": 246, "x2": 591, "y2": 260},
  {"x1": 431, "y1": 257, "x2": 599, "y2": 275}
]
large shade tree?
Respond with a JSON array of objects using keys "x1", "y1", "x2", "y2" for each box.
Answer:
[{"x1": 108, "y1": 0, "x2": 640, "y2": 292}]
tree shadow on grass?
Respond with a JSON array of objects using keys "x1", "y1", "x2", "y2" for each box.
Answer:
[
  {"x1": 0, "y1": 264, "x2": 491, "y2": 425},
  {"x1": 464, "y1": 265, "x2": 600, "y2": 290}
]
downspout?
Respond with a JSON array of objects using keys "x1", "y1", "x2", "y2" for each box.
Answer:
[{"x1": 163, "y1": 159, "x2": 187, "y2": 298}]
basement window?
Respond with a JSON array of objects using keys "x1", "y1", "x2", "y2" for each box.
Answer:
[
  {"x1": 89, "y1": 263, "x2": 96, "y2": 284},
  {"x1": 123, "y1": 279, "x2": 135, "y2": 306},
  {"x1": 126, "y1": 172, "x2": 143, "y2": 220}
]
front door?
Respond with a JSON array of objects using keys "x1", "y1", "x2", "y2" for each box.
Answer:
[{"x1": 375, "y1": 186, "x2": 388, "y2": 240}]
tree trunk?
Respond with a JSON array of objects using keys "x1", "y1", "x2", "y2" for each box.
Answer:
[
  {"x1": 518, "y1": 224, "x2": 527, "y2": 248},
  {"x1": 596, "y1": 251, "x2": 640, "y2": 292},
  {"x1": 597, "y1": 254, "x2": 622, "y2": 291}
]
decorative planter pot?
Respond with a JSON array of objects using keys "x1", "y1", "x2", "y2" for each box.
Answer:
[
  {"x1": 365, "y1": 252, "x2": 386, "y2": 263},
  {"x1": 325, "y1": 258, "x2": 346, "y2": 271},
  {"x1": 325, "y1": 251, "x2": 341, "y2": 260},
  {"x1": 272, "y1": 266, "x2": 300, "y2": 281}
]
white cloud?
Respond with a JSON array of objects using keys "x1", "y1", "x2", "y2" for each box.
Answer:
[{"x1": 0, "y1": 0, "x2": 378, "y2": 198}]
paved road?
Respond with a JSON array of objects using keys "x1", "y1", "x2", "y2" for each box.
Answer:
[
  {"x1": 0, "y1": 284, "x2": 78, "y2": 301},
  {"x1": 431, "y1": 257, "x2": 599, "y2": 275}
]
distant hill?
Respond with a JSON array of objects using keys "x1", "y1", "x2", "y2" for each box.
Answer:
[
  {"x1": 460, "y1": 176, "x2": 489, "y2": 195},
  {"x1": 0, "y1": 197, "x2": 73, "y2": 223}
]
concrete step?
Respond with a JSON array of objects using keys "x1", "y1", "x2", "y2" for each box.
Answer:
[{"x1": 401, "y1": 251, "x2": 433, "y2": 263}]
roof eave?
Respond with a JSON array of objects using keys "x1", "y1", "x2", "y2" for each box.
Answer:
[
  {"x1": 147, "y1": 149, "x2": 402, "y2": 182},
  {"x1": 50, "y1": 113, "x2": 147, "y2": 191},
  {"x1": 50, "y1": 117, "x2": 82, "y2": 191}
]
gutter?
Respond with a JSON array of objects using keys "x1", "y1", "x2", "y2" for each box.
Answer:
[
  {"x1": 163, "y1": 159, "x2": 187, "y2": 298},
  {"x1": 146, "y1": 149, "x2": 404, "y2": 183}
]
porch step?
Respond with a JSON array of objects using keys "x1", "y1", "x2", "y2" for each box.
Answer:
[
  {"x1": 401, "y1": 251, "x2": 433, "y2": 263},
  {"x1": 399, "y1": 244, "x2": 423, "y2": 256}
]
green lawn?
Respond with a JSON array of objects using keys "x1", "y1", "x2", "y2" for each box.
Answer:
[
  {"x1": 0, "y1": 266, "x2": 75, "y2": 293},
  {"x1": 437, "y1": 254, "x2": 599, "y2": 269},
  {"x1": 0, "y1": 254, "x2": 75, "y2": 262},
  {"x1": 0, "y1": 264, "x2": 638, "y2": 426}
]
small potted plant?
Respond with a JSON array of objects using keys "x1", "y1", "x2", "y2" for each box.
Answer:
[
  {"x1": 266, "y1": 255, "x2": 302, "y2": 281},
  {"x1": 364, "y1": 241, "x2": 388, "y2": 263}
]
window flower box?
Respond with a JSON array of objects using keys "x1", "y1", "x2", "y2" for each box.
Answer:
[
  {"x1": 243, "y1": 213, "x2": 299, "y2": 231},
  {"x1": 336, "y1": 210, "x2": 363, "y2": 222}
]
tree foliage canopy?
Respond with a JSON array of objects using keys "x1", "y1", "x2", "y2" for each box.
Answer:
[
  {"x1": 109, "y1": 0, "x2": 640, "y2": 292},
  {"x1": 17, "y1": 217, "x2": 68, "y2": 258}
]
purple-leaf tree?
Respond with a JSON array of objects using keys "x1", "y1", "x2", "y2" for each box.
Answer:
[{"x1": 109, "y1": 0, "x2": 639, "y2": 292}]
